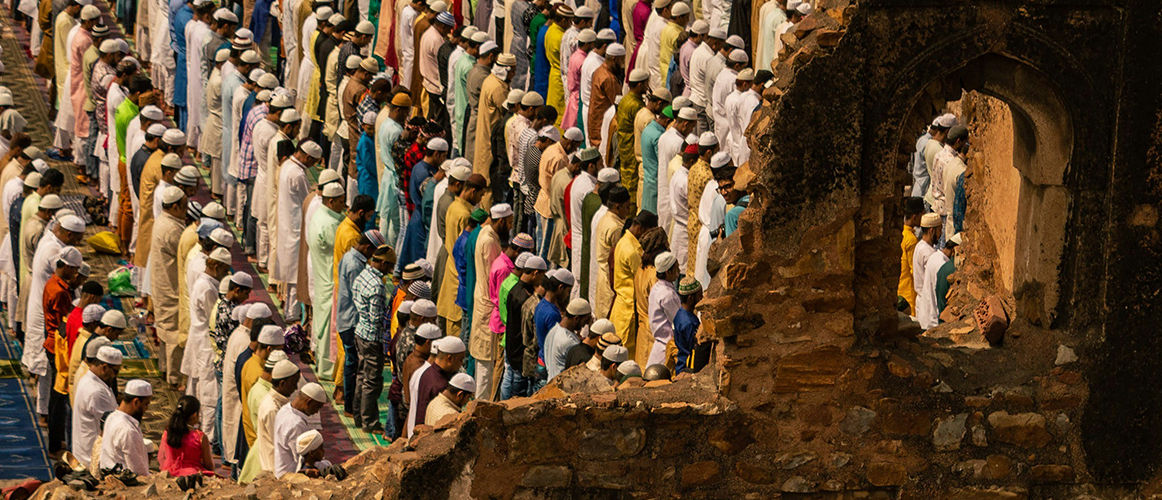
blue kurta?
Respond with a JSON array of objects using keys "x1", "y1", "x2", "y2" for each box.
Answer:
[
  {"x1": 170, "y1": 2, "x2": 193, "y2": 109},
  {"x1": 453, "y1": 229, "x2": 471, "y2": 310},
  {"x1": 357, "y1": 132, "x2": 378, "y2": 201},
  {"x1": 673, "y1": 308, "x2": 699, "y2": 374},
  {"x1": 532, "y1": 25, "x2": 550, "y2": 98},
  {"x1": 398, "y1": 161, "x2": 434, "y2": 268},
  {"x1": 639, "y1": 120, "x2": 665, "y2": 215}
]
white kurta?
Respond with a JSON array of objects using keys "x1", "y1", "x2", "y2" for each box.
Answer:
[
  {"x1": 916, "y1": 250, "x2": 950, "y2": 329},
  {"x1": 694, "y1": 179, "x2": 724, "y2": 289},
  {"x1": 185, "y1": 20, "x2": 211, "y2": 147},
  {"x1": 107, "y1": 84, "x2": 127, "y2": 227},
  {"x1": 568, "y1": 172, "x2": 597, "y2": 299},
  {"x1": 221, "y1": 325, "x2": 251, "y2": 463},
  {"x1": 633, "y1": 10, "x2": 665, "y2": 90},
  {"x1": 710, "y1": 68, "x2": 737, "y2": 140},
  {"x1": 727, "y1": 89, "x2": 760, "y2": 165},
  {"x1": 396, "y1": 6, "x2": 418, "y2": 91},
  {"x1": 273, "y1": 158, "x2": 309, "y2": 283},
  {"x1": 181, "y1": 272, "x2": 219, "y2": 380},
  {"x1": 99, "y1": 410, "x2": 150, "y2": 476},
  {"x1": 253, "y1": 389, "x2": 290, "y2": 474},
  {"x1": 669, "y1": 165, "x2": 689, "y2": 274},
  {"x1": 911, "y1": 239, "x2": 936, "y2": 301},
  {"x1": 229, "y1": 86, "x2": 251, "y2": 179},
  {"x1": 251, "y1": 119, "x2": 280, "y2": 225},
  {"x1": 21, "y1": 231, "x2": 63, "y2": 377},
  {"x1": 425, "y1": 178, "x2": 448, "y2": 264},
  {"x1": 272, "y1": 403, "x2": 311, "y2": 478},
  {"x1": 655, "y1": 128, "x2": 683, "y2": 234},
  {"x1": 71, "y1": 370, "x2": 117, "y2": 467},
  {"x1": 755, "y1": 3, "x2": 786, "y2": 71},
  {"x1": 587, "y1": 205, "x2": 608, "y2": 302},
  {"x1": 578, "y1": 52, "x2": 604, "y2": 142},
  {"x1": 687, "y1": 43, "x2": 714, "y2": 108}
]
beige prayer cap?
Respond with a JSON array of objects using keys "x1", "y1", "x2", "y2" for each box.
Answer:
[
  {"x1": 355, "y1": 20, "x2": 375, "y2": 35},
  {"x1": 628, "y1": 69, "x2": 649, "y2": 83},
  {"x1": 345, "y1": 54, "x2": 363, "y2": 69},
  {"x1": 566, "y1": 298, "x2": 591, "y2": 316},
  {"x1": 256, "y1": 89, "x2": 272, "y2": 102},
  {"x1": 920, "y1": 213, "x2": 941, "y2": 228},
  {"x1": 23, "y1": 172, "x2": 41, "y2": 189},
  {"x1": 281, "y1": 108, "x2": 302, "y2": 124},
  {"x1": 240, "y1": 50, "x2": 261, "y2": 64},
  {"x1": 651, "y1": 88, "x2": 673, "y2": 102},
  {"x1": 578, "y1": 28, "x2": 596, "y2": 43},
  {"x1": 161, "y1": 185, "x2": 185, "y2": 204},
  {"x1": 505, "y1": 89, "x2": 526, "y2": 106},
  {"x1": 39, "y1": 194, "x2": 63, "y2": 210},
  {"x1": 736, "y1": 68, "x2": 755, "y2": 81},
  {"x1": 670, "y1": 1, "x2": 690, "y2": 16},
  {"x1": 80, "y1": 4, "x2": 100, "y2": 20},
  {"x1": 301, "y1": 140, "x2": 324, "y2": 159},
  {"x1": 690, "y1": 19, "x2": 709, "y2": 34},
  {"x1": 318, "y1": 168, "x2": 340, "y2": 185},
  {"x1": 208, "y1": 247, "x2": 232, "y2": 264},
  {"x1": 258, "y1": 73, "x2": 280, "y2": 89},
  {"x1": 655, "y1": 251, "x2": 677, "y2": 273},
  {"x1": 497, "y1": 53, "x2": 517, "y2": 67},
  {"x1": 470, "y1": 31, "x2": 489, "y2": 43},
  {"x1": 322, "y1": 182, "x2": 345, "y2": 198},
  {"x1": 215, "y1": 48, "x2": 230, "y2": 62},
  {"x1": 296, "y1": 430, "x2": 324, "y2": 455},
  {"x1": 360, "y1": 57, "x2": 378, "y2": 73},
  {"x1": 521, "y1": 92, "x2": 545, "y2": 107},
  {"x1": 606, "y1": 43, "x2": 626, "y2": 57},
  {"x1": 300, "y1": 382, "x2": 327, "y2": 403}
]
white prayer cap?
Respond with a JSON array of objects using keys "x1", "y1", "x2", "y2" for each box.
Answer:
[
  {"x1": 265, "y1": 350, "x2": 288, "y2": 369},
  {"x1": 471, "y1": 31, "x2": 490, "y2": 43},
  {"x1": 737, "y1": 68, "x2": 755, "y2": 81},
  {"x1": 271, "y1": 93, "x2": 293, "y2": 108},
  {"x1": 440, "y1": 160, "x2": 455, "y2": 172},
  {"x1": 946, "y1": 232, "x2": 963, "y2": 247},
  {"x1": 281, "y1": 108, "x2": 302, "y2": 124},
  {"x1": 566, "y1": 298, "x2": 591, "y2": 316},
  {"x1": 514, "y1": 252, "x2": 531, "y2": 269},
  {"x1": 161, "y1": 185, "x2": 185, "y2": 204},
  {"x1": 497, "y1": 53, "x2": 516, "y2": 66},
  {"x1": 427, "y1": 137, "x2": 449, "y2": 152},
  {"x1": 449, "y1": 165, "x2": 472, "y2": 181},
  {"x1": 578, "y1": 29, "x2": 596, "y2": 43},
  {"x1": 201, "y1": 202, "x2": 226, "y2": 221},
  {"x1": 698, "y1": 131, "x2": 719, "y2": 147},
  {"x1": 208, "y1": 247, "x2": 232, "y2": 264},
  {"x1": 160, "y1": 153, "x2": 183, "y2": 171},
  {"x1": 429, "y1": 0, "x2": 447, "y2": 12},
  {"x1": 597, "y1": 28, "x2": 616, "y2": 41},
  {"x1": 96, "y1": 346, "x2": 123, "y2": 365},
  {"x1": 213, "y1": 8, "x2": 237, "y2": 22},
  {"x1": 677, "y1": 107, "x2": 698, "y2": 121},
  {"x1": 99, "y1": 39, "x2": 120, "y2": 53},
  {"x1": 710, "y1": 151, "x2": 732, "y2": 169},
  {"x1": 215, "y1": 48, "x2": 230, "y2": 62},
  {"x1": 117, "y1": 39, "x2": 131, "y2": 53},
  {"x1": 505, "y1": 89, "x2": 525, "y2": 107},
  {"x1": 729, "y1": 49, "x2": 749, "y2": 64},
  {"x1": 359, "y1": 110, "x2": 378, "y2": 126},
  {"x1": 258, "y1": 73, "x2": 280, "y2": 90},
  {"x1": 300, "y1": 382, "x2": 327, "y2": 403},
  {"x1": 479, "y1": 40, "x2": 498, "y2": 54},
  {"x1": 141, "y1": 105, "x2": 164, "y2": 121},
  {"x1": 449, "y1": 372, "x2": 476, "y2": 393},
  {"x1": 218, "y1": 277, "x2": 233, "y2": 294},
  {"x1": 272, "y1": 359, "x2": 299, "y2": 379},
  {"x1": 318, "y1": 168, "x2": 339, "y2": 184},
  {"x1": 461, "y1": 26, "x2": 479, "y2": 39},
  {"x1": 163, "y1": 128, "x2": 187, "y2": 146},
  {"x1": 412, "y1": 299, "x2": 437, "y2": 318},
  {"x1": 101, "y1": 310, "x2": 129, "y2": 329},
  {"x1": 934, "y1": 113, "x2": 959, "y2": 128},
  {"x1": 360, "y1": 57, "x2": 378, "y2": 73},
  {"x1": 355, "y1": 20, "x2": 375, "y2": 35},
  {"x1": 416, "y1": 323, "x2": 443, "y2": 340},
  {"x1": 39, "y1": 194, "x2": 63, "y2": 210},
  {"x1": 602, "y1": 344, "x2": 629, "y2": 363},
  {"x1": 232, "y1": 304, "x2": 251, "y2": 322},
  {"x1": 591, "y1": 319, "x2": 616, "y2": 335},
  {"x1": 257, "y1": 325, "x2": 285, "y2": 345},
  {"x1": 726, "y1": 35, "x2": 745, "y2": 49},
  {"x1": 302, "y1": 140, "x2": 324, "y2": 159},
  {"x1": 520, "y1": 92, "x2": 545, "y2": 107},
  {"x1": 175, "y1": 166, "x2": 200, "y2": 186},
  {"x1": 23, "y1": 172, "x2": 41, "y2": 189},
  {"x1": 655, "y1": 251, "x2": 677, "y2": 273},
  {"x1": 920, "y1": 213, "x2": 941, "y2": 228},
  {"x1": 538, "y1": 126, "x2": 561, "y2": 142},
  {"x1": 398, "y1": 300, "x2": 414, "y2": 315},
  {"x1": 247, "y1": 302, "x2": 272, "y2": 319},
  {"x1": 786, "y1": 0, "x2": 802, "y2": 10},
  {"x1": 147, "y1": 123, "x2": 167, "y2": 136},
  {"x1": 672, "y1": 95, "x2": 692, "y2": 110},
  {"x1": 345, "y1": 54, "x2": 363, "y2": 70},
  {"x1": 322, "y1": 182, "x2": 345, "y2": 198},
  {"x1": 628, "y1": 69, "x2": 649, "y2": 83},
  {"x1": 685, "y1": 133, "x2": 699, "y2": 145},
  {"x1": 653, "y1": 0, "x2": 671, "y2": 7},
  {"x1": 210, "y1": 228, "x2": 234, "y2": 247},
  {"x1": 490, "y1": 203, "x2": 513, "y2": 219},
  {"x1": 240, "y1": 50, "x2": 261, "y2": 64},
  {"x1": 524, "y1": 255, "x2": 547, "y2": 271},
  {"x1": 296, "y1": 430, "x2": 324, "y2": 455},
  {"x1": 564, "y1": 127, "x2": 584, "y2": 142},
  {"x1": 597, "y1": 168, "x2": 620, "y2": 183},
  {"x1": 80, "y1": 5, "x2": 100, "y2": 20},
  {"x1": 78, "y1": 263, "x2": 91, "y2": 277},
  {"x1": 125, "y1": 379, "x2": 153, "y2": 397},
  {"x1": 434, "y1": 336, "x2": 466, "y2": 354},
  {"x1": 670, "y1": 1, "x2": 690, "y2": 16},
  {"x1": 618, "y1": 360, "x2": 642, "y2": 377},
  {"x1": 315, "y1": 6, "x2": 333, "y2": 20},
  {"x1": 574, "y1": 5, "x2": 594, "y2": 17},
  {"x1": 708, "y1": 27, "x2": 727, "y2": 39},
  {"x1": 85, "y1": 336, "x2": 111, "y2": 358},
  {"x1": 796, "y1": 2, "x2": 813, "y2": 15},
  {"x1": 690, "y1": 19, "x2": 709, "y2": 34},
  {"x1": 229, "y1": 272, "x2": 254, "y2": 288},
  {"x1": 0, "y1": 94, "x2": 11, "y2": 106},
  {"x1": 606, "y1": 43, "x2": 626, "y2": 57},
  {"x1": 82, "y1": 304, "x2": 106, "y2": 324},
  {"x1": 59, "y1": 215, "x2": 86, "y2": 233},
  {"x1": 550, "y1": 268, "x2": 575, "y2": 286}
]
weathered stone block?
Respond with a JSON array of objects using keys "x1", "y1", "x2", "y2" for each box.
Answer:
[
  {"x1": 680, "y1": 461, "x2": 721, "y2": 488},
  {"x1": 933, "y1": 413, "x2": 968, "y2": 451},
  {"x1": 735, "y1": 462, "x2": 777, "y2": 485},
  {"x1": 867, "y1": 462, "x2": 908, "y2": 486},
  {"x1": 982, "y1": 455, "x2": 1013, "y2": 480},
  {"x1": 987, "y1": 411, "x2": 1052, "y2": 448},
  {"x1": 519, "y1": 466, "x2": 572, "y2": 488},
  {"x1": 839, "y1": 406, "x2": 877, "y2": 435},
  {"x1": 1029, "y1": 464, "x2": 1075, "y2": 482},
  {"x1": 773, "y1": 345, "x2": 846, "y2": 392},
  {"x1": 707, "y1": 425, "x2": 753, "y2": 455},
  {"x1": 577, "y1": 427, "x2": 645, "y2": 460}
]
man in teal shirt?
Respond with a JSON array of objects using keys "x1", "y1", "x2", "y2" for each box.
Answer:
[
  {"x1": 451, "y1": 35, "x2": 480, "y2": 156},
  {"x1": 639, "y1": 97, "x2": 670, "y2": 215},
  {"x1": 377, "y1": 92, "x2": 411, "y2": 247}
]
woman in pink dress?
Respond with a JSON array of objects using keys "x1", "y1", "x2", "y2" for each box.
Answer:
[{"x1": 159, "y1": 396, "x2": 215, "y2": 477}]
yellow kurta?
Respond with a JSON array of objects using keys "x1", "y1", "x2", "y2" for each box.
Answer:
[
  {"x1": 177, "y1": 224, "x2": 199, "y2": 341},
  {"x1": 686, "y1": 159, "x2": 712, "y2": 275},
  {"x1": 436, "y1": 197, "x2": 473, "y2": 321},
  {"x1": 469, "y1": 225, "x2": 501, "y2": 362},
  {"x1": 305, "y1": 31, "x2": 323, "y2": 121},
  {"x1": 545, "y1": 23, "x2": 566, "y2": 123},
  {"x1": 610, "y1": 230, "x2": 642, "y2": 350},
  {"x1": 330, "y1": 217, "x2": 361, "y2": 384},
  {"x1": 67, "y1": 329, "x2": 94, "y2": 405},
  {"x1": 473, "y1": 74, "x2": 509, "y2": 181},
  {"x1": 898, "y1": 225, "x2": 919, "y2": 314},
  {"x1": 239, "y1": 355, "x2": 265, "y2": 446},
  {"x1": 133, "y1": 149, "x2": 165, "y2": 268},
  {"x1": 592, "y1": 211, "x2": 624, "y2": 319},
  {"x1": 150, "y1": 211, "x2": 186, "y2": 346},
  {"x1": 658, "y1": 21, "x2": 683, "y2": 85},
  {"x1": 632, "y1": 265, "x2": 656, "y2": 366}
]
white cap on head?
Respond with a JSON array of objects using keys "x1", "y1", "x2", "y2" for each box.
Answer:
[
  {"x1": 628, "y1": 69, "x2": 649, "y2": 83},
  {"x1": 99, "y1": 38, "x2": 120, "y2": 53},
  {"x1": 315, "y1": 6, "x2": 333, "y2": 20},
  {"x1": 490, "y1": 203, "x2": 513, "y2": 219},
  {"x1": 655, "y1": 251, "x2": 677, "y2": 273},
  {"x1": 265, "y1": 350, "x2": 288, "y2": 369},
  {"x1": 398, "y1": 300, "x2": 414, "y2": 315},
  {"x1": 618, "y1": 360, "x2": 642, "y2": 377},
  {"x1": 101, "y1": 310, "x2": 128, "y2": 329},
  {"x1": 726, "y1": 35, "x2": 745, "y2": 49},
  {"x1": 677, "y1": 107, "x2": 698, "y2": 121},
  {"x1": 23, "y1": 173, "x2": 40, "y2": 189},
  {"x1": 566, "y1": 298, "x2": 591, "y2": 316},
  {"x1": 125, "y1": 379, "x2": 153, "y2": 397},
  {"x1": 161, "y1": 185, "x2": 185, "y2": 204},
  {"x1": 602, "y1": 345, "x2": 629, "y2": 363},
  {"x1": 208, "y1": 247, "x2": 232, "y2": 264},
  {"x1": 591, "y1": 318, "x2": 616, "y2": 335},
  {"x1": 97, "y1": 346, "x2": 123, "y2": 365},
  {"x1": 85, "y1": 336, "x2": 111, "y2": 358},
  {"x1": 346, "y1": 54, "x2": 363, "y2": 70},
  {"x1": 538, "y1": 126, "x2": 561, "y2": 142},
  {"x1": 258, "y1": 73, "x2": 280, "y2": 89},
  {"x1": 362, "y1": 111, "x2": 378, "y2": 125},
  {"x1": 597, "y1": 168, "x2": 620, "y2": 183},
  {"x1": 606, "y1": 43, "x2": 626, "y2": 57},
  {"x1": 322, "y1": 182, "x2": 345, "y2": 198},
  {"x1": 210, "y1": 227, "x2": 235, "y2": 247},
  {"x1": 215, "y1": 48, "x2": 230, "y2": 62},
  {"x1": 80, "y1": 4, "x2": 100, "y2": 19},
  {"x1": 427, "y1": 137, "x2": 449, "y2": 152},
  {"x1": 248, "y1": 68, "x2": 266, "y2": 82},
  {"x1": 271, "y1": 93, "x2": 293, "y2": 108},
  {"x1": 564, "y1": 127, "x2": 584, "y2": 142},
  {"x1": 230, "y1": 272, "x2": 254, "y2": 288},
  {"x1": 281, "y1": 108, "x2": 302, "y2": 124},
  {"x1": 471, "y1": 31, "x2": 490, "y2": 43},
  {"x1": 479, "y1": 40, "x2": 498, "y2": 54},
  {"x1": 935, "y1": 113, "x2": 959, "y2": 128},
  {"x1": 161, "y1": 153, "x2": 183, "y2": 170},
  {"x1": 257, "y1": 325, "x2": 285, "y2": 345},
  {"x1": 708, "y1": 27, "x2": 727, "y2": 39},
  {"x1": 57, "y1": 246, "x2": 83, "y2": 267},
  {"x1": 202, "y1": 202, "x2": 226, "y2": 220},
  {"x1": 524, "y1": 255, "x2": 547, "y2": 271},
  {"x1": 175, "y1": 165, "x2": 200, "y2": 186},
  {"x1": 360, "y1": 57, "x2": 378, "y2": 73},
  {"x1": 296, "y1": 430, "x2": 324, "y2": 455},
  {"x1": 147, "y1": 123, "x2": 167, "y2": 136},
  {"x1": 670, "y1": 1, "x2": 690, "y2": 16},
  {"x1": 355, "y1": 20, "x2": 375, "y2": 35},
  {"x1": 711, "y1": 151, "x2": 732, "y2": 169},
  {"x1": 574, "y1": 5, "x2": 594, "y2": 17},
  {"x1": 272, "y1": 359, "x2": 299, "y2": 379},
  {"x1": 416, "y1": 323, "x2": 443, "y2": 340},
  {"x1": 82, "y1": 304, "x2": 106, "y2": 324},
  {"x1": 247, "y1": 302, "x2": 272, "y2": 319},
  {"x1": 434, "y1": 336, "x2": 466, "y2": 354},
  {"x1": 240, "y1": 50, "x2": 261, "y2": 64},
  {"x1": 449, "y1": 372, "x2": 476, "y2": 393},
  {"x1": 597, "y1": 28, "x2": 617, "y2": 42},
  {"x1": 699, "y1": 131, "x2": 719, "y2": 147},
  {"x1": 690, "y1": 19, "x2": 709, "y2": 34},
  {"x1": 729, "y1": 48, "x2": 749, "y2": 63},
  {"x1": 578, "y1": 29, "x2": 596, "y2": 43},
  {"x1": 232, "y1": 304, "x2": 251, "y2": 322},
  {"x1": 301, "y1": 140, "x2": 324, "y2": 159},
  {"x1": 39, "y1": 194, "x2": 63, "y2": 210},
  {"x1": 737, "y1": 68, "x2": 755, "y2": 81},
  {"x1": 797, "y1": 2, "x2": 813, "y2": 14},
  {"x1": 141, "y1": 106, "x2": 164, "y2": 121},
  {"x1": 520, "y1": 92, "x2": 545, "y2": 107},
  {"x1": 0, "y1": 94, "x2": 11, "y2": 106},
  {"x1": 300, "y1": 382, "x2": 327, "y2": 403},
  {"x1": 551, "y1": 268, "x2": 575, "y2": 286},
  {"x1": 163, "y1": 128, "x2": 187, "y2": 146},
  {"x1": 412, "y1": 299, "x2": 437, "y2": 318}
]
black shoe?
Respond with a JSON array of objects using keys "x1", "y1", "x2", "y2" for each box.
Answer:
[{"x1": 362, "y1": 423, "x2": 384, "y2": 435}]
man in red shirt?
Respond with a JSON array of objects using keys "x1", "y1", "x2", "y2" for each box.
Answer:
[
  {"x1": 44, "y1": 245, "x2": 83, "y2": 457},
  {"x1": 65, "y1": 281, "x2": 104, "y2": 357}
]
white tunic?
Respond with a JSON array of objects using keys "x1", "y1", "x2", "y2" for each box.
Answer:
[
  {"x1": 181, "y1": 272, "x2": 220, "y2": 379},
  {"x1": 406, "y1": 361, "x2": 432, "y2": 437},
  {"x1": 71, "y1": 370, "x2": 117, "y2": 467},
  {"x1": 99, "y1": 410, "x2": 150, "y2": 476},
  {"x1": 273, "y1": 158, "x2": 309, "y2": 283},
  {"x1": 272, "y1": 403, "x2": 311, "y2": 478},
  {"x1": 578, "y1": 51, "x2": 604, "y2": 133},
  {"x1": 425, "y1": 178, "x2": 448, "y2": 264},
  {"x1": 587, "y1": 205, "x2": 608, "y2": 302},
  {"x1": 687, "y1": 43, "x2": 715, "y2": 108},
  {"x1": 397, "y1": 6, "x2": 418, "y2": 91},
  {"x1": 668, "y1": 164, "x2": 689, "y2": 274},
  {"x1": 633, "y1": 10, "x2": 665, "y2": 90},
  {"x1": 655, "y1": 129, "x2": 684, "y2": 236},
  {"x1": 911, "y1": 239, "x2": 936, "y2": 301},
  {"x1": 220, "y1": 325, "x2": 251, "y2": 463},
  {"x1": 568, "y1": 172, "x2": 597, "y2": 299},
  {"x1": 916, "y1": 250, "x2": 950, "y2": 330},
  {"x1": 21, "y1": 231, "x2": 64, "y2": 376},
  {"x1": 254, "y1": 389, "x2": 290, "y2": 474},
  {"x1": 185, "y1": 20, "x2": 211, "y2": 146},
  {"x1": 755, "y1": 3, "x2": 787, "y2": 72},
  {"x1": 710, "y1": 68, "x2": 737, "y2": 140},
  {"x1": 695, "y1": 179, "x2": 725, "y2": 289},
  {"x1": 727, "y1": 88, "x2": 760, "y2": 165},
  {"x1": 251, "y1": 119, "x2": 280, "y2": 224}
]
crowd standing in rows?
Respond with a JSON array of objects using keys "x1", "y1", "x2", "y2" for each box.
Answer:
[{"x1": 0, "y1": 0, "x2": 832, "y2": 485}]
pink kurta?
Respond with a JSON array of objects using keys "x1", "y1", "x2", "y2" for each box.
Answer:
[
  {"x1": 562, "y1": 49, "x2": 588, "y2": 130},
  {"x1": 625, "y1": 2, "x2": 652, "y2": 75},
  {"x1": 70, "y1": 29, "x2": 93, "y2": 138},
  {"x1": 487, "y1": 253, "x2": 514, "y2": 334}
]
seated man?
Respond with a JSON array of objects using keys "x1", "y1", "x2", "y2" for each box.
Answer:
[{"x1": 425, "y1": 373, "x2": 475, "y2": 427}]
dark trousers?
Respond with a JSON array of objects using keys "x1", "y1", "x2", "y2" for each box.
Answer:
[
  {"x1": 47, "y1": 360, "x2": 69, "y2": 453},
  {"x1": 242, "y1": 179, "x2": 256, "y2": 254},
  {"x1": 83, "y1": 111, "x2": 100, "y2": 179},
  {"x1": 339, "y1": 328, "x2": 358, "y2": 412},
  {"x1": 354, "y1": 337, "x2": 384, "y2": 430}
]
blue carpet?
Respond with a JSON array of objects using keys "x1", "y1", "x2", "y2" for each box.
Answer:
[{"x1": 0, "y1": 326, "x2": 52, "y2": 481}]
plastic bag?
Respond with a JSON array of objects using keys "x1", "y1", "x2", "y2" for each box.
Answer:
[{"x1": 107, "y1": 267, "x2": 136, "y2": 296}]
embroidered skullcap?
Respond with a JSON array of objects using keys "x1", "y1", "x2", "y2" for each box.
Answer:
[
  {"x1": 175, "y1": 166, "x2": 200, "y2": 187},
  {"x1": 618, "y1": 360, "x2": 642, "y2": 377},
  {"x1": 690, "y1": 19, "x2": 709, "y2": 34},
  {"x1": 322, "y1": 182, "x2": 345, "y2": 198},
  {"x1": 578, "y1": 28, "x2": 596, "y2": 43},
  {"x1": 490, "y1": 203, "x2": 513, "y2": 219},
  {"x1": 497, "y1": 53, "x2": 517, "y2": 66},
  {"x1": 360, "y1": 57, "x2": 378, "y2": 73},
  {"x1": 427, "y1": 137, "x2": 449, "y2": 151},
  {"x1": 729, "y1": 48, "x2": 748, "y2": 63},
  {"x1": 678, "y1": 276, "x2": 702, "y2": 295},
  {"x1": 434, "y1": 336, "x2": 466, "y2": 354},
  {"x1": 511, "y1": 233, "x2": 535, "y2": 250},
  {"x1": 59, "y1": 215, "x2": 86, "y2": 233},
  {"x1": 416, "y1": 323, "x2": 443, "y2": 340},
  {"x1": 578, "y1": 147, "x2": 600, "y2": 162},
  {"x1": 670, "y1": 2, "x2": 690, "y2": 16},
  {"x1": 82, "y1": 304, "x2": 106, "y2": 324},
  {"x1": 208, "y1": 247, "x2": 232, "y2": 265},
  {"x1": 161, "y1": 185, "x2": 185, "y2": 204},
  {"x1": 677, "y1": 107, "x2": 697, "y2": 121},
  {"x1": 726, "y1": 35, "x2": 745, "y2": 49},
  {"x1": 38, "y1": 194, "x2": 63, "y2": 210},
  {"x1": 596, "y1": 28, "x2": 616, "y2": 41},
  {"x1": 257, "y1": 325, "x2": 285, "y2": 345},
  {"x1": 920, "y1": 213, "x2": 941, "y2": 228},
  {"x1": 550, "y1": 268, "x2": 575, "y2": 286},
  {"x1": 210, "y1": 228, "x2": 234, "y2": 249},
  {"x1": 591, "y1": 319, "x2": 615, "y2": 336},
  {"x1": 597, "y1": 331, "x2": 622, "y2": 351},
  {"x1": 408, "y1": 281, "x2": 432, "y2": 300},
  {"x1": 301, "y1": 140, "x2": 323, "y2": 159},
  {"x1": 85, "y1": 336, "x2": 111, "y2": 358},
  {"x1": 355, "y1": 19, "x2": 375, "y2": 34}
]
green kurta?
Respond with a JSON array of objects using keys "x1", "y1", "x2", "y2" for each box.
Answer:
[
  {"x1": 114, "y1": 98, "x2": 140, "y2": 163},
  {"x1": 616, "y1": 92, "x2": 644, "y2": 204},
  {"x1": 307, "y1": 205, "x2": 344, "y2": 380}
]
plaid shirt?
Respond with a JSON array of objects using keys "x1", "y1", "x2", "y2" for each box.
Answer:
[
  {"x1": 212, "y1": 296, "x2": 239, "y2": 372},
  {"x1": 353, "y1": 265, "x2": 388, "y2": 343},
  {"x1": 357, "y1": 93, "x2": 378, "y2": 126},
  {"x1": 238, "y1": 103, "x2": 269, "y2": 181},
  {"x1": 400, "y1": 141, "x2": 424, "y2": 213}
]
